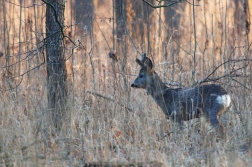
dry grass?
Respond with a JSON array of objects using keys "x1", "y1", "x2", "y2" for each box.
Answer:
[{"x1": 0, "y1": 51, "x2": 251, "y2": 167}]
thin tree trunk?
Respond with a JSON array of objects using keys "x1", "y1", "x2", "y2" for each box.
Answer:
[{"x1": 45, "y1": 0, "x2": 67, "y2": 130}]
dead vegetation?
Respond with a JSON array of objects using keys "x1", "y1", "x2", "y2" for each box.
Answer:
[{"x1": 0, "y1": 0, "x2": 252, "y2": 166}]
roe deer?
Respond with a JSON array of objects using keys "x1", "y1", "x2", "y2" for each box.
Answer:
[{"x1": 131, "y1": 53, "x2": 231, "y2": 135}]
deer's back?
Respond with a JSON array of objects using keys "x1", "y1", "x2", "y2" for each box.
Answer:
[{"x1": 162, "y1": 84, "x2": 229, "y2": 120}]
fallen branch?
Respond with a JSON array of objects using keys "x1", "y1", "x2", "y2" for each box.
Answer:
[{"x1": 87, "y1": 91, "x2": 133, "y2": 112}]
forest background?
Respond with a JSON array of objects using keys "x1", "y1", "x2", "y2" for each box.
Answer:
[{"x1": 0, "y1": 0, "x2": 252, "y2": 166}]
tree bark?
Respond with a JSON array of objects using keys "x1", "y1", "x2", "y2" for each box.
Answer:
[{"x1": 45, "y1": 0, "x2": 67, "y2": 130}]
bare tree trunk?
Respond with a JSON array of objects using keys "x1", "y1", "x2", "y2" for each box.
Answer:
[
  {"x1": 45, "y1": 0, "x2": 67, "y2": 130},
  {"x1": 246, "y1": 0, "x2": 252, "y2": 42}
]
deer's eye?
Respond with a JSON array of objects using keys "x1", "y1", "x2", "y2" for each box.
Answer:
[{"x1": 139, "y1": 75, "x2": 144, "y2": 78}]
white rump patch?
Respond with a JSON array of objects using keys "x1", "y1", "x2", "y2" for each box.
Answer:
[{"x1": 216, "y1": 94, "x2": 231, "y2": 107}]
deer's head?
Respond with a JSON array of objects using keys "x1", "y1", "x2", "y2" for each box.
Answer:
[{"x1": 131, "y1": 53, "x2": 154, "y2": 89}]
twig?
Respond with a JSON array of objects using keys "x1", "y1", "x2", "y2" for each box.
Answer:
[
  {"x1": 230, "y1": 78, "x2": 250, "y2": 91},
  {"x1": 94, "y1": 18, "x2": 111, "y2": 51},
  {"x1": 184, "y1": 0, "x2": 200, "y2": 6},
  {"x1": 194, "y1": 58, "x2": 252, "y2": 86},
  {"x1": 192, "y1": 0, "x2": 197, "y2": 82},
  {"x1": 21, "y1": 138, "x2": 79, "y2": 151},
  {"x1": 87, "y1": 91, "x2": 133, "y2": 112},
  {"x1": 142, "y1": 0, "x2": 185, "y2": 8}
]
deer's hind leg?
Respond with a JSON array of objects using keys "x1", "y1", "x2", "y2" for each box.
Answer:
[
  {"x1": 169, "y1": 104, "x2": 185, "y2": 130},
  {"x1": 208, "y1": 104, "x2": 226, "y2": 138}
]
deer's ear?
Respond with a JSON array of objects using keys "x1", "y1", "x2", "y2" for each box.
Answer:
[
  {"x1": 141, "y1": 53, "x2": 146, "y2": 60},
  {"x1": 136, "y1": 53, "x2": 153, "y2": 71},
  {"x1": 136, "y1": 58, "x2": 144, "y2": 67},
  {"x1": 140, "y1": 53, "x2": 153, "y2": 70},
  {"x1": 144, "y1": 58, "x2": 153, "y2": 70}
]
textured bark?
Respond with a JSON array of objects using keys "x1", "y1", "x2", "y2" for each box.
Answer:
[
  {"x1": 246, "y1": 0, "x2": 252, "y2": 41},
  {"x1": 45, "y1": 0, "x2": 67, "y2": 130},
  {"x1": 115, "y1": 0, "x2": 126, "y2": 45}
]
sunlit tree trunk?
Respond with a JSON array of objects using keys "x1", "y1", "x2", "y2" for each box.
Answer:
[
  {"x1": 45, "y1": 0, "x2": 67, "y2": 130},
  {"x1": 246, "y1": 0, "x2": 252, "y2": 42}
]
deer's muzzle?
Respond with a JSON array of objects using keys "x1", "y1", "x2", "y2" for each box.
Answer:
[{"x1": 131, "y1": 84, "x2": 138, "y2": 88}]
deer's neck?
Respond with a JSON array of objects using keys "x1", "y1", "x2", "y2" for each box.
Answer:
[
  {"x1": 146, "y1": 72, "x2": 167, "y2": 100},
  {"x1": 146, "y1": 72, "x2": 172, "y2": 116}
]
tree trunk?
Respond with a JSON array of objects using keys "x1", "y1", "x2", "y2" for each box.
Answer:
[{"x1": 45, "y1": 0, "x2": 67, "y2": 130}]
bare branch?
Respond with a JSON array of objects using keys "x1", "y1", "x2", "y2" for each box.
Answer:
[
  {"x1": 41, "y1": 0, "x2": 65, "y2": 36},
  {"x1": 194, "y1": 58, "x2": 252, "y2": 88},
  {"x1": 87, "y1": 91, "x2": 133, "y2": 112},
  {"x1": 41, "y1": 0, "x2": 77, "y2": 47},
  {"x1": 142, "y1": 0, "x2": 185, "y2": 8}
]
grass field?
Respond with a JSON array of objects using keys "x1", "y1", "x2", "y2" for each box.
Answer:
[{"x1": 0, "y1": 50, "x2": 251, "y2": 167}]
